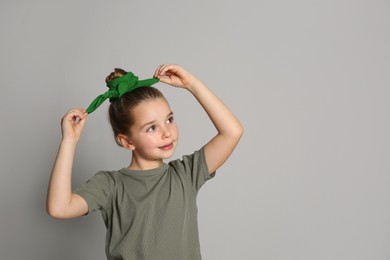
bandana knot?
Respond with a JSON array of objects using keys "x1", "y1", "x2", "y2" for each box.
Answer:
[{"x1": 86, "y1": 71, "x2": 159, "y2": 114}]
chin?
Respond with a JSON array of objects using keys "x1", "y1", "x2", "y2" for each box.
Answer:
[
  {"x1": 162, "y1": 150, "x2": 175, "y2": 159},
  {"x1": 157, "y1": 142, "x2": 177, "y2": 158}
]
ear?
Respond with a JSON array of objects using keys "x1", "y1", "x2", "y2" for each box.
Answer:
[{"x1": 117, "y1": 133, "x2": 136, "y2": 151}]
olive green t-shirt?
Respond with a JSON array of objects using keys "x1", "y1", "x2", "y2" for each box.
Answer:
[{"x1": 74, "y1": 147, "x2": 215, "y2": 260}]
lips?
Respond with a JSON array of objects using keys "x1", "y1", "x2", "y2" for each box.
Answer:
[{"x1": 159, "y1": 143, "x2": 174, "y2": 150}]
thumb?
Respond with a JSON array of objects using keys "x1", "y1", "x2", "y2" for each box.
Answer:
[{"x1": 157, "y1": 76, "x2": 172, "y2": 84}]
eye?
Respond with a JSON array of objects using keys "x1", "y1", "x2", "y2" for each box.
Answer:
[
  {"x1": 166, "y1": 116, "x2": 174, "y2": 124},
  {"x1": 146, "y1": 125, "x2": 156, "y2": 132}
]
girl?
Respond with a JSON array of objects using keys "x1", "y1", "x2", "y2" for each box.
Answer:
[{"x1": 46, "y1": 64, "x2": 243, "y2": 260}]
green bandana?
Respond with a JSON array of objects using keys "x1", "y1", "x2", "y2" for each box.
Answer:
[{"x1": 86, "y1": 72, "x2": 159, "y2": 114}]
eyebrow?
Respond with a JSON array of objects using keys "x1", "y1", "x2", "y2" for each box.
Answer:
[{"x1": 140, "y1": 111, "x2": 174, "y2": 129}]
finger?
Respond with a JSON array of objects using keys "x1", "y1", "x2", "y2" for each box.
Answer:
[
  {"x1": 157, "y1": 76, "x2": 172, "y2": 85},
  {"x1": 157, "y1": 64, "x2": 175, "y2": 76},
  {"x1": 155, "y1": 63, "x2": 174, "y2": 77},
  {"x1": 65, "y1": 109, "x2": 88, "y2": 122},
  {"x1": 76, "y1": 114, "x2": 87, "y2": 127},
  {"x1": 163, "y1": 65, "x2": 183, "y2": 78},
  {"x1": 160, "y1": 64, "x2": 175, "y2": 74},
  {"x1": 67, "y1": 110, "x2": 86, "y2": 119},
  {"x1": 67, "y1": 108, "x2": 86, "y2": 115},
  {"x1": 154, "y1": 64, "x2": 165, "y2": 78}
]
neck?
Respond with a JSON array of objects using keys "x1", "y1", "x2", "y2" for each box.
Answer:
[{"x1": 128, "y1": 155, "x2": 163, "y2": 170}]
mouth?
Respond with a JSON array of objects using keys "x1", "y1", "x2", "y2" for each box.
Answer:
[{"x1": 159, "y1": 142, "x2": 174, "y2": 150}]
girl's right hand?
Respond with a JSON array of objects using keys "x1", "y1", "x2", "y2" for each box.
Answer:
[{"x1": 61, "y1": 108, "x2": 88, "y2": 142}]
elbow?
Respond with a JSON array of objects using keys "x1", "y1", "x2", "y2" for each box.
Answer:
[
  {"x1": 46, "y1": 205, "x2": 60, "y2": 219},
  {"x1": 238, "y1": 123, "x2": 244, "y2": 138},
  {"x1": 232, "y1": 122, "x2": 244, "y2": 141},
  {"x1": 46, "y1": 203, "x2": 67, "y2": 219},
  {"x1": 222, "y1": 124, "x2": 243, "y2": 145}
]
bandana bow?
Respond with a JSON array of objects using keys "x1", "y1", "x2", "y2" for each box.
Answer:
[{"x1": 86, "y1": 72, "x2": 159, "y2": 114}]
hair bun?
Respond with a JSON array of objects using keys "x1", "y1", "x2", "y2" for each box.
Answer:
[{"x1": 105, "y1": 68, "x2": 127, "y2": 83}]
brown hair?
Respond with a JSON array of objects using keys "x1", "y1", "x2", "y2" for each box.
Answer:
[{"x1": 107, "y1": 68, "x2": 165, "y2": 147}]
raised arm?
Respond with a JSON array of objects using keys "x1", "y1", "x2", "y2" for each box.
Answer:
[
  {"x1": 155, "y1": 64, "x2": 243, "y2": 174},
  {"x1": 46, "y1": 109, "x2": 89, "y2": 219}
]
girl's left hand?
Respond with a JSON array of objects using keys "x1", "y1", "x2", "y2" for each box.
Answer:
[{"x1": 154, "y1": 64, "x2": 197, "y2": 89}]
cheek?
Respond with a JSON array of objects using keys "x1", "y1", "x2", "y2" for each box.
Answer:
[
  {"x1": 133, "y1": 134, "x2": 154, "y2": 148},
  {"x1": 143, "y1": 135, "x2": 159, "y2": 147},
  {"x1": 173, "y1": 125, "x2": 179, "y2": 139}
]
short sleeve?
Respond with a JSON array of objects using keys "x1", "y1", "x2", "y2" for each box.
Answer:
[
  {"x1": 73, "y1": 171, "x2": 111, "y2": 213},
  {"x1": 170, "y1": 146, "x2": 216, "y2": 192}
]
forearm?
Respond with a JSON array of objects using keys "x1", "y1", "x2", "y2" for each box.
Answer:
[
  {"x1": 187, "y1": 79, "x2": 243, "y2": 138},
  {"x1": 46, "y1": 139, "x2": 77, "y2": 217},
  {"x1": 155, "y1": 64, "x2": 243, "y2": 172},
  {"x1": 187, "y1": 79, "x2": 243, "y2": 173}
]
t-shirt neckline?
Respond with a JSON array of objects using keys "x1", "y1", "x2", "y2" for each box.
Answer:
[{"x1": 119, "y1": 163, "x2": 169, "y2": 176}]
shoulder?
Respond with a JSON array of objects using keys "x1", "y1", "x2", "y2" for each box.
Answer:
[
  {"x1": 168, "y1": 147, "x2": 204, "y2": 168},
  {"x1": 167, "y1": 147, "x2": 214, "y2": 191},
  {"x1": 168, "y1": 146, "x2": 212, "y2": 178},
  {"x1": 85, "y1": 169, "x2": 125, "y2": 187}
]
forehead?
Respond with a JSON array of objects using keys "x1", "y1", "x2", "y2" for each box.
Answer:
[{"x1": 131, "y1": 97, "x2": 172, "y2": 124}]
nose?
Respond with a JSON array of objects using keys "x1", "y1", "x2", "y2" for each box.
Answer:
[{"x1": 161, "y1": 125, "x2": 172, "y2": 139}]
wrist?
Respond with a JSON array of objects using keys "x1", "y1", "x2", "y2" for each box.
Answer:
[
  {"x1": 185, "y1": 78, "x2": 204, "y2": 93},
  {"x1": 60, "y1": 137, "x2": 79, "y2": 147}
]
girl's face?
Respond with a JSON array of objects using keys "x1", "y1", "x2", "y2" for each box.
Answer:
[{"x1": 127, "y1": 97, "x2": 179, "y2": 168}]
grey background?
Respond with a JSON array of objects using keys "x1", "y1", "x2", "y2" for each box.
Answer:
[{"x1": 1, "y1": 0, "x2": 389, "y2": 259}]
